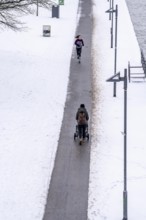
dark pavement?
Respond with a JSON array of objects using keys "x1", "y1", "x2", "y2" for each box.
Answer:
[{"x1": 43, "y1": 0, "x2": 93, "y2": 219}]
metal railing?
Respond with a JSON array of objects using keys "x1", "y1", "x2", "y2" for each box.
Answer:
[{"x1": 128, "y1": 49, "x2": 146, "y2": 82}]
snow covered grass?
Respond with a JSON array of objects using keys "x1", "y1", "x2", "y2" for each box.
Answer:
[
  {"x1": 88, "y1": 0, "x2": 146, "y2": 219},
  {"x1": 0, "y1": 0, "x2": 146, "y2": 219},
  {"x1": 0, "y1": 1, "x2": 79, "y2": 219}
]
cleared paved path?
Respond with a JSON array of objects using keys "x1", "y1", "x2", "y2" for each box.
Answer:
[{"x1": 43, "y1": 0, "x2": 92, "y2": 219}]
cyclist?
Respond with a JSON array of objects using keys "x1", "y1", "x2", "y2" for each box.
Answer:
[{"x1": 74, "y1": 35, "x2": 84, "y2": 60}]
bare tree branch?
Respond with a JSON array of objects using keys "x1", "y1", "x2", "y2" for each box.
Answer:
[{"x1": 0, "y1": 0, "x2": 54, "y2": 31}]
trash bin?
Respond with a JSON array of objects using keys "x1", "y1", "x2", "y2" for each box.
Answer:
[
  {"x1": 43, "y1": 25, "x2": 51, "y2": 37},
  {"x1": 52, "y1": 5, "x2": 59, "y2": 18}
]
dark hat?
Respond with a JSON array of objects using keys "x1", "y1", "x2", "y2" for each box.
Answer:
[
  {"x1": 75, "y1": 35, "x2": 80, "y2": 38},
  {"x1": 80, "y1": 104, "x2": 85, "y2": 108}
]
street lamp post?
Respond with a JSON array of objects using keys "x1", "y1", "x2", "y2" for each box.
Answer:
[
  {"x1": 109, "y1": 0, "x2": 112, "y2": 20},
  {"x1": 106, "y1": 4, "x2": 118, "y2": 96},
  {"x1": 106, "y1": 69, "x2": 128, "y2": 220},
  {"x1": 36, "y1": 0, "x2": 39, "y2": 16},
  {"x1": 123, "y1": 68, "x2": 128, "y2": 220},
  {"x1": 113, "y1": 5, "x2": 118, "y2": 97},
  {"x1": 111, "y1": 0, "x2": 114, "y2": 48}
]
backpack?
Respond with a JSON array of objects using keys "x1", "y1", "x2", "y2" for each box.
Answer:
[{"x1": 78, "y1": 111, "x2": 86, "y2": 124}]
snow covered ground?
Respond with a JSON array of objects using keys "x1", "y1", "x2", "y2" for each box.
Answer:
[
  {"x1": 89, "y1": 0, "x2": 146, "y2": 219},
  {"x1": 0, "y1": 1, "x2": 79, "y2": 219},
  {"x1": 0, "y1": 0, "x2": 146, "y2": 219}
]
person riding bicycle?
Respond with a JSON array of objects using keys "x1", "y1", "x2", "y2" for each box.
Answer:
[
  {"x1": 74, "y1": 35, "x2": 84, "y2": 60},
  {"x1": 76, "y1": 104, "x2": 89, "y2": 144}
]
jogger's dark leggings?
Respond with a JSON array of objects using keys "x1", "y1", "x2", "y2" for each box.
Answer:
[{"x1": 76, "y1": 47, "x2": 82, "y2": 57}]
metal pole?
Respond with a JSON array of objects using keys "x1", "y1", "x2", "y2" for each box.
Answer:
[
  {"x1": 36, "y1": 0, "x2": 39, "y2": 16},
  {"x1": 113, "y1": 4, "x2": 118, "y2": 97},
  {"x1": 111, "y1": 0, "x2": 114, "y2": 48},
  {"x1": 109, "y1": 0, "x2": 112, "y2": 20},
  {"x1": 123, "y1": 69, "x2": 128, "y2": 220}
]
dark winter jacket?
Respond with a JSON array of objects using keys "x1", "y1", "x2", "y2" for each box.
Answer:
[
  {"x1": 76, "y1": 107, "x2": 89, "y2": 125},
  {"x1": 74, "y1": 38, "x2": 84, "y2": 48}
]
